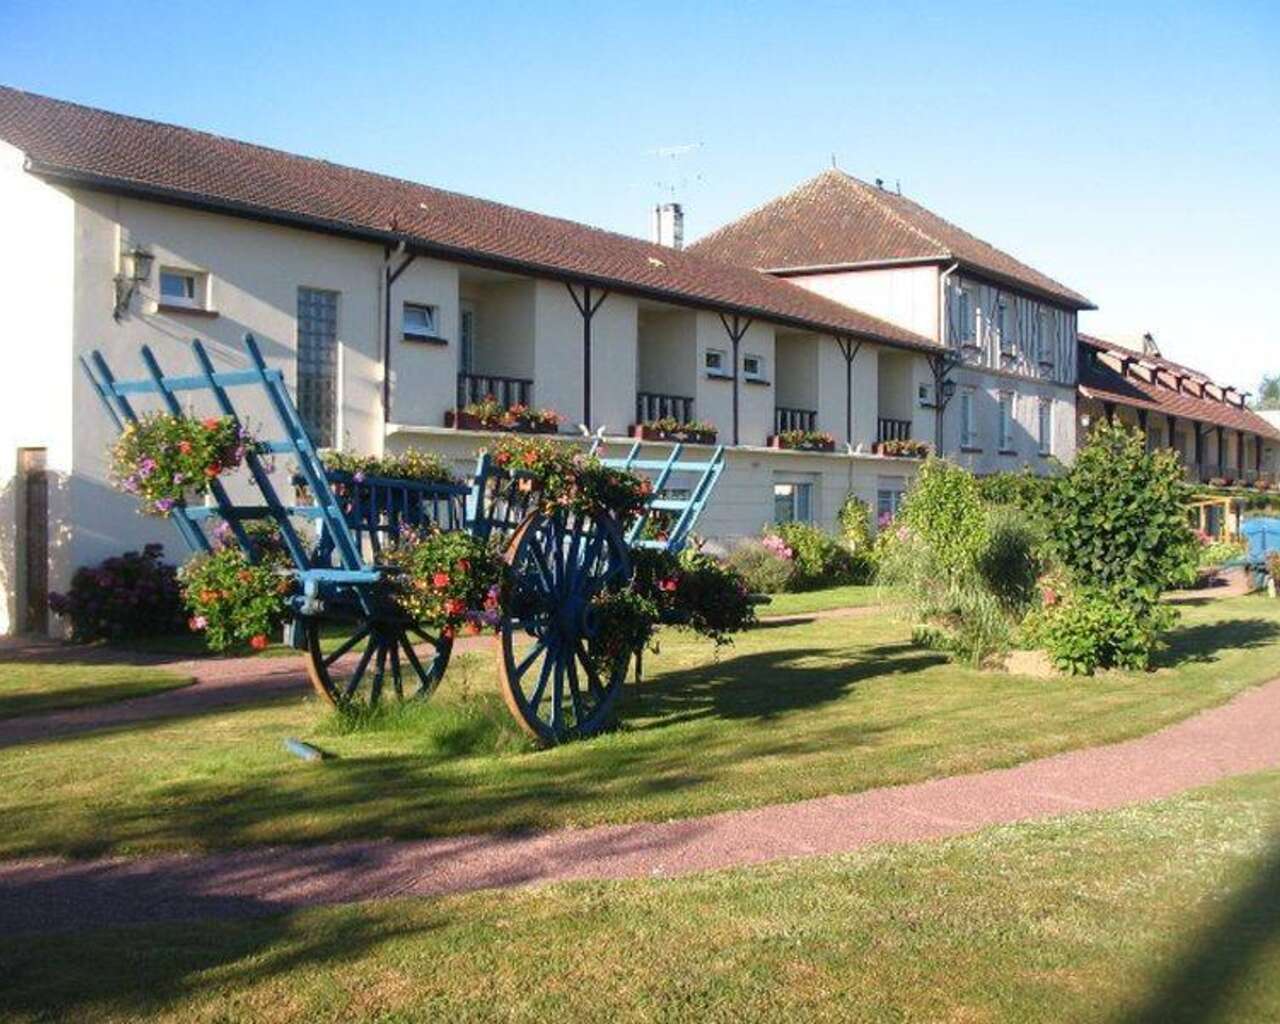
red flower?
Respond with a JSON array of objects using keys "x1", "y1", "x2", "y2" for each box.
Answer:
[
  {"x1": 457, "y1": 559, "x2": 471, "y2": 573},
  {"x1": 432, "y1": 571, "x2": 451, "y2": 588},
  {"x1": 249, "y1": 634, "x2": 269, "y2": 650},
  {"x1": 659, "y1": 578, "x2": 679, "y2": 593},
  {"x1": 204, "y1": 463, "x2": 222, "y2": 478},
  {"x1": 444, "y1": 598, "x2": 466, "y2": 617},
  {"x1": 522, "y1": 450, "x2": 539, "y2": 466},
  {"x1": 466, "y1": 620, "x2": 482, "y2": 635},
  {"x1": 237, "y1": 569, "x2": 254, "y2": 583},
  {"x1": 1042, "y1": 587, "x2": 1059, "y2": 607},
  {"x1": 178, "y1": 440, "x2": 193, "y2": 455},
  {"x1": 202, "y1": 417, "x2": 222, "y2": 430},
  {"x1": 495, "y1": 451, "x2": 511, "y2": 466}
]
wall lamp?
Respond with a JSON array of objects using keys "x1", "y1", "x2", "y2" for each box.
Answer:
[{"x1": 113, "y1": 245, "x2": 154, "y2": 321}]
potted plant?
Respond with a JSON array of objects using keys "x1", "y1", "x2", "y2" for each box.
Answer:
[
  {"x1": 767, "y1": 429, "x2": 836, "y2": 452},
  {"x1": 873, "y1": 437, "x2": 933, "y2": 459},
  {"x1": 445, "y1": 395, "x2": 561, "y2": 434},
  {"x1": 631, "y1": 417, "x2": 718, "y2": 444}
]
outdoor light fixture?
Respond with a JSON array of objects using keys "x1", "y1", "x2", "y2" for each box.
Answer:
[
  {"x1": 113, "y1": 244, "x2": 154, "y2": 321},
  {"x1": 941, "y1": 379, "x2": 957, "y2": 400}
]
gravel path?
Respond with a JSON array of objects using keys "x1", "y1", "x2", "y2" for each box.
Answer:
[{"x1": 4, "y1": 673, "x2": 1279, "y2": 935}]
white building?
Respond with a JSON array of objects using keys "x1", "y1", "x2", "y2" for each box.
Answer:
[
  {"x1": 689, "y1": 170, "x2": 1090, "y2": 475},
  {"x1": 0, "y1": 87, "x2": 968, "y2": 635}
]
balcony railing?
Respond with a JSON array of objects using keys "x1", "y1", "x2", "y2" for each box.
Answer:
[
  {"x1": 877, "y1": 417, "x2": 913, "y2": 443},
  {"x1": 457, "y1": 372, "x2": 532, "y2": 409},
  {"x1": 775, "y1": 407, "x2": 817, "y2": 433},
  {"x1": 635, "y1": 391, "x2": 694, "y2": 424}
]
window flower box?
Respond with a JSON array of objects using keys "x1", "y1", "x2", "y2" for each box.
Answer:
[
  {"x1": 767, "y1": 429, "x2": 836, "y2": 452},
  {"x1": 873, "y1": 438, "x2": 933, "y2": 459},
  {"x1": 631, "y1": 419, "x2": 718, "y2": 445},
  {"x1": 445, "y1": 398, "x2": 560, "y2": 434}
]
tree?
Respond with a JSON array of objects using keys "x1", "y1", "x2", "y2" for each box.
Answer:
[{"x1": 1255, "y1": 373, "x2": 1280, "y2": 411}]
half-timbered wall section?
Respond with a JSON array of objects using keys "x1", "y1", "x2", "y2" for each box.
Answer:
[{"x1": 944, "y1": 275, "x2": 1077, "y2": 387}]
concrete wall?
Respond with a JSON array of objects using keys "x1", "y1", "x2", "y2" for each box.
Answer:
[
  {"x1": 0, "y1": 142, "x2": 76, "y2": 634},
  {"x1": 791, "y1": 264, "x2": 939, "y2": 340},
  {"x1": 462, "y1": 279, "x2": 535, "y2": 380},
  {"x1": 637, "y1": 311, "x2": 697, "y2": 404}
]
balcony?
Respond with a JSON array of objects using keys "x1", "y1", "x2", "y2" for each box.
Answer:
[
  {"x1": 877, "y1": 417, "x2": 913, "y2": 443},
  {"x1": 635, "y1": 390, "x2": 695, "y2": 424},
  {"x1": 775, "y1": 407, "x2": 817, "y2": 433},
  {"x1": 457, "y1": 372, "x2": 532, "y2": 409}
]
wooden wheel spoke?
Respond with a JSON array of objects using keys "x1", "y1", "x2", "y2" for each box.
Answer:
[
  {"x1": 527, "y1": 644, "x2": 555, "y2": 715},
  {"x1": 390, "y1": 640, "x2": 404, "y2": 700},
  {"x1": 565, "y1": 650, "x2": 586, "y2": 725},
  {"x1": 549, "y1": 650, "x2": 566, "y2": 735},
  {"x1": 343, "y1": 635, "x2": 379, "y2": 700},
  {"x1": 323, "y1": 623, "x2": 371, "y2": 667},
  {"x1": 513, "y1": 638, "x2": 548, "y2": 681},
  {"x1": 406, "y1": 624, "x2": 443, "y2": 649},
  {"x1": 369, "y1": 642, "x2": 389, "y2": 705},
  {"x1": 574, "y1": 639, "x2": 608, "y2": 700},
  {"x1": 399, "y1": 633, "x2": 437, "y2": 697}
]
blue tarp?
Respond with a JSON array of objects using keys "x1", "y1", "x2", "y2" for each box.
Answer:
[{"x1": 1241, "y1": 518, "x2": 1280, "y2": 585}]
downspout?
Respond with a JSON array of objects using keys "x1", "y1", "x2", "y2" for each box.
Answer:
[{"x1": 935, "y1": 262, "x2": 960, "y2": 453}]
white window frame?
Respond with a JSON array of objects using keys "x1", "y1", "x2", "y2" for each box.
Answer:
[
  {"x1": 1038, "y1": 399, "x2": 1052, "y2": 455},
  {"x1": 402, "y1": 302, "x2": 440, "y2": 341},
  {"x1": 956, "y1": 284, "x2": 978, "y2": 346},
  {"x1": 773, "y1": 481, "x2": 814, "y2": 524},
  {"x1": 998, "y1": 391, "x2": 1016, "y2": 452},
  {"x1": 159, "y1": 268, "x2": 205, "y2": 309},
  {"x1": 704, "y1": 347, "x2": 729, "y2": 376},
  {"x1": 960, "y1": 387, "x2": 978, "y2": 448},
  {"x1": 743, "y1": 353, "x2": 767, "y2": 382}
]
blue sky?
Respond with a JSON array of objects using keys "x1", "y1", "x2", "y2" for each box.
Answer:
[{"x1": 2, "y1": 0, "x2": 1277, "y2": 391}]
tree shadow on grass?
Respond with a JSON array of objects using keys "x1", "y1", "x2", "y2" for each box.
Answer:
[
  {"x1": 1118, "y1": 832, "x2": 1280, "y2": 1023},
  {"x1": 627, "y1": 642, "x2": 947, "y2": 732},
  {"x1": 0, "y1": 883, "x2": 439, "y2": 1020},
  {"x1": 1153, "y1": 619, "x2": 1280, "y2": 670}
]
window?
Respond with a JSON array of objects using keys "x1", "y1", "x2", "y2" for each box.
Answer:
[
  {"x1": 956, "y1": 284, "x2": 978, "y2": 346},
  {"x1": 995, "y1": 301, "x2": 1013, "y2": 355},
  {"x1": 743, "y1": 353, "x2": 766, "y2": 381},
  {"x1": 876, "y1": 488, "x2": 905, "y2": 526},
  {"x1": 773, "y1": 482, "x2": 813, "y2": 523},
  {"x1": 402, "y1": 303, "x2": 440, "y2": 342},
  {"x1": 998, "y1": 392, "x2": 1015, "y2": 451},
  {"x1": 960, "y1": 388, "x2": 978, "y2": 448},
  {"x1": 297, "y1": 287, "x2": 339, "y2": 448},
  {"x1": 159, "y1": 269, "x2": 203, "y2": 309},
  {"x1": 705, "y1": 348, "x2": 729, "y2": 376},
  {"x1": 1038, "y1": 399, "x2": 1052, "y2": 455},
  {"x1": 1037, "y1": 310, "x2": 1054, "y2": 366}
]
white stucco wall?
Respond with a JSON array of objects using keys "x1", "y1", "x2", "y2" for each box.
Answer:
[
  {"x1": 637, "y1": 311, "x2": 697, "y2": 404},
  {"x1": 0, "y1": 143, "x2": 76, "y2": 633},
  {"x1": 790, "y1": 264, "x2": 940, "y2": 340}
]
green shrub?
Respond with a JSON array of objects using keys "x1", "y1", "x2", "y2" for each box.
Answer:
[
  {"x1": 1047, "y1": 421, "x2": 1197, "y2": 597},
  {"x1": 768, "y1": 521, "x2": 868, "y2": 589},
  {"x1": 977, "y1": 505, "x2": 1042, "y2": 614},
  {"x1": 838, "y1": 494, "x2": 874, "y2": 552},
  {"x1": 1197, "y1": 538, "x2": 1245, "y2": 569},
  {"x1": 976, "y1": 468, "x2": 1054, "y2": 521},
  {"x1": 1041, "y1": 589, "x2": 1175, "y2": 675},
  {"x1": 48, "y1": 544, "x2": 188, "y2": 643},
  {"x1": 724, "y1": 540, "x2": 796, "y2": 594},
  {"x1": 899, "y1": 458, "x2": 989, "y2": 580}
]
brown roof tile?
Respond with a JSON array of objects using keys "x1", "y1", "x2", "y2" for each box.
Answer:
[
  {"x1": 1078, "y1": 335, "x2": 1280, "y2": 439},
  {"x1": 0, "y1": 86, "x2": 935, "y2": 352},
  {"x1": 689, "y1": 169, "x2": 1094, "y2": 310}
]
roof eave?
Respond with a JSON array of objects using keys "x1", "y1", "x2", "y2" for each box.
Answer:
[
  {"x1": 953, "y1": 260, "x2": 1096, "y2": 312},
  {"x1": 26, "y1": 158, "x2": 937, "y2": 355}
]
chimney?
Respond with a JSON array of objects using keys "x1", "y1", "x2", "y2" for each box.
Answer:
[{"x1": 651, "y1": 202, "x2": 684, "y2": 249}]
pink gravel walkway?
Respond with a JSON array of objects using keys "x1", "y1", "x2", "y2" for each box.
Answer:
[{"x1": 3, "y1": 673, "x2": 1280, "y2": 934}]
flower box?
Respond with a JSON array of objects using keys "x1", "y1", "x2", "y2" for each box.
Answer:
[
  {"x1": 444, "y1": 409, "x2": 559, "y2": 434},
  {"x1": 873, "y1": 439, "x2": 933, "y2": 459},
  {"x1": 767, "y1": 432, "x2": 836, "y2": 453},
  {"x1": 631, "y1": 423, "x2": 718, "y2": 445}
]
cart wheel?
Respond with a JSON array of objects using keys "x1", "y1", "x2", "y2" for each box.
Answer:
[
  {"x1": 303, "y1": 616, "x2": 452, "y2": 708},
  {"x1": 497, "y1": 509, "x2": 632, "y2": 744}
]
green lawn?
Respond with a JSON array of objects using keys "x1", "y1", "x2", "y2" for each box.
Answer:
[
  {"x1": 4, "y1": 769, "x2": 1279, "y2": 1023},
  {"x1": 756, "y1": 583, "x2": 897, "y2": 617},
  {"x1": 0, "y1": 658, "x2": 192, "y2": 720},
  {"x1": 1, "y1": 595, "x2": 1277, "y2": 860}
]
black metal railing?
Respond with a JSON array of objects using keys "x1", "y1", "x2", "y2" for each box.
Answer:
[
  {"x1": 457, "y1": 372, "x2": 533, "y2": 409},
  {"x1": 635, "y1": 391, "x2": 694, "y2": 424},
  {"x1": 877, "y1": 417, "x2": 913, "y2": 443},
  {"x1": 774, "y1": 407, "x2": 817, "y2": 433}
]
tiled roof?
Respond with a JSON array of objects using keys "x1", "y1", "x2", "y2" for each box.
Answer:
[
  {"x1": 0, "y1": 86, "x2": 935, "y2": 352},
  {"x1": 1078, "y1": 335, "x2": 1280, "y2": 439},
  {"x1": 689, "y1": 169, "x2": 1094, "y2": 310}
]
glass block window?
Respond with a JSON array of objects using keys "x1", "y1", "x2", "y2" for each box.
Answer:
[{"x1": 297, "y1": 287, "x2": 339, "y2": 448}]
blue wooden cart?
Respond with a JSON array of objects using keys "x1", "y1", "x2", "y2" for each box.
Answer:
[{"x1": 81, "y1": 334, "x2": 724, "y2": 742}]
